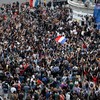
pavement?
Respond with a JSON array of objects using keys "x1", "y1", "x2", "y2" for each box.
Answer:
[
  {"x1": 0, "y1": 0, "x2": 28, "y2": 5},
  {"x1": 0, "y1": 0, "x2": 51, "y2": 5}
]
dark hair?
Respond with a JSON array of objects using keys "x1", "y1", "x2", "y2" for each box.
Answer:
[
  {"x1": 90, "y1": 83, "x2": 93, "y2": 87},
  {"x1": 96, "y1": 0, "x2": 100, "y2": 5}
]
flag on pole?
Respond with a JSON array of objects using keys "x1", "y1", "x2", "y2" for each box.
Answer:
[
  {"x1": 55, "y1": 36, "x2": 67, "y2": 44},
  {"x1": 30, "y1": 0, "x2": 39, "y2": 7},
  {"x1": 93, "y1": 3, "x2": 100, "y2": 29}
]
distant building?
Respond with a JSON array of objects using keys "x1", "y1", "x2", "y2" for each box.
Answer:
[{"x1": 68, "y1": 0, "x2": 95, "y2": 20}]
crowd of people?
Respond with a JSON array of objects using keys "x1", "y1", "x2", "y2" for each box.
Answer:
[{"x1": 0, "y1": 1, "x2": 100, "y2": 100}]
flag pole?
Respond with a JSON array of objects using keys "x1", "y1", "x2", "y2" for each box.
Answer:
[
  {"x1": 29, "y1": 0, "x2": 33, "y2": 7},
  {"x1": 51, "y1": 0, "x2": 54, "y2": 9},
  {"x1": 41, "y1": 0, "x2": 42, "y2": 7}
]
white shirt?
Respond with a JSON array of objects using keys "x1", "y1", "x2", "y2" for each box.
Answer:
[
  {"x1": 0, "y1": 83, "x2": 3, "y2": 96},
  {"x1": 66, "y1": 92, "x2": 70, "y2": 100}
]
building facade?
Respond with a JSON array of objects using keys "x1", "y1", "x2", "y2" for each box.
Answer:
[{"x1": 68, "y1": 0, "x2": 95, "y2": 20}]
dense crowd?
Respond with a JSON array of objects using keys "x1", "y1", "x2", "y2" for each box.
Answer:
[{"x1": 0, "y1": 1, "x2": 100, "y2": 100}]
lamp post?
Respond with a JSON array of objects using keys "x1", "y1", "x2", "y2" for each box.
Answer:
[
  {"x1": 84, "y1": 0, "x2": 91, "y2": 15},
  {"x1": 51, "y1": 0, "x2": 54, "y2": 9}
]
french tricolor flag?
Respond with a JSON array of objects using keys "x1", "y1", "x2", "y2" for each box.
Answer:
[
  {"x1": 30, "y1": 0, "x2": 39, "y2": 7},
  {"x1": 55, "y1": 36, "x2": 67, "y2": 44}
]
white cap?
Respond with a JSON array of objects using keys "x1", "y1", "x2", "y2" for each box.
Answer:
[
  {"x1": 11, "y1": 87, "x2": 16, "y2": 93},
  {"x1": 75, "y1": 81, "x2": 78, "y2": 85},
  {"x1": 32, "y1": 75, "x2": 35, "y2": 79}
]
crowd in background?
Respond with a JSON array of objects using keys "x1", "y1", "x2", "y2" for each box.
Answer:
[{"x1": 0, "y1": 1, "x2": 100, "y2": 100}]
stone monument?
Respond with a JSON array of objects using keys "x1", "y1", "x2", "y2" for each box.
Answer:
[{"x1": 68, "y1": 0, "x2": 95, "y2": 20}]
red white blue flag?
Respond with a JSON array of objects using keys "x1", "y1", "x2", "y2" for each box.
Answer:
[
  {"x1": 30, "y1": 0, "x2": 39, "y2": 7},
  {"x1": 55, "y1": 36, "x2": 67, "y2": 44}
]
